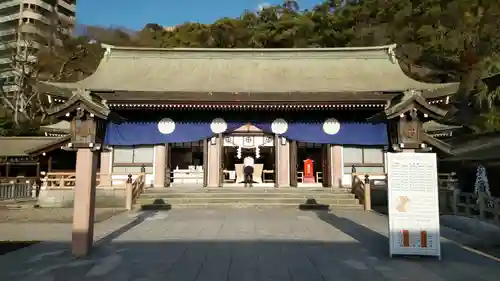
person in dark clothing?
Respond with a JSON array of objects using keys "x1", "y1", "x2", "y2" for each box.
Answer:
[
  {"x1": 243, "y1": 155, "x2": 254, "y2": 187},
  {"x1": 244, "y1": 165, "x2": 254, "y2": 187}
]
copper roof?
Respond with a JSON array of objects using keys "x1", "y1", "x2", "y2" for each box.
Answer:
[
  {"x1": 44, "y1": 44, "x2": 456, "y2": 94},
  {"x1": 99, "y1": 91, "x2": 396, "y2": 102},
  {"x1": 0, "y1": 137, "x2": 65, "y2": 157}
]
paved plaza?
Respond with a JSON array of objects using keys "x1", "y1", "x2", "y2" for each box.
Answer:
[{"x1": 0, "y1": 209, "x2": 499, "y2": 281}]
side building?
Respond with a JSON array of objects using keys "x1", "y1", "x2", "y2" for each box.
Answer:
[{"x1": 37, "y1": 44, "x2": 457, "y2": 189}]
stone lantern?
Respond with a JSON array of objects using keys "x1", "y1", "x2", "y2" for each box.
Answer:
[
  {"x1": 46, "y1": 88, "x2": 112, "y2": 256},
  {"x1": 368, "y1": 89, "x2": 448, "y2": 152}
]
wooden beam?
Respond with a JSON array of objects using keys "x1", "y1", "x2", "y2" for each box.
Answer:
[
  {"x1": 203, "y1": 138, "x2": 208, "y2": 187},
  {"x1": 289, "y1": 140, "x2": 298, "y2": 187},
  {"x1": 274, "y1": 135, "x2": 280, "y2": 188},
  {"x1": 218, "y1": 133, "x2": 223, "y2": 188}
]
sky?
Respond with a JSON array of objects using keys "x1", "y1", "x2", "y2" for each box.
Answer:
[{"x1": 77, "y1": 0, "x2": 322, "y2": 30}]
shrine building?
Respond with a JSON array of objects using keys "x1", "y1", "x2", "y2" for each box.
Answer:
[{"x1": 37, "y1": 44, "x2": 456, "y2": 188}]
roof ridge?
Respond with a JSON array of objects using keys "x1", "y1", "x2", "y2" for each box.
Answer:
[{"x1": 101, "y1": 43, "x2": 398, "y2": 53}]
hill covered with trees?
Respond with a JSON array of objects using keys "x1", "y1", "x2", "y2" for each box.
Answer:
[{"x1": 1, "y1": 0, "x2": 500, "y2": 134}]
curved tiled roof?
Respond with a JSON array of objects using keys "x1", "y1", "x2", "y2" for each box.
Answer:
[{"x1": 46, "y1": 44, "x2": 456, "y2": 94}]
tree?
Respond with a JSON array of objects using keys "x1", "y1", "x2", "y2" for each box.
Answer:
[
  {"x1": 0, "y1": 19, "x2": 104, "y2": 134},
  {"x1": 0, "y1": 29, "x2": 49, "y2": 132},
  {"x1": 367, "y1": 0, "x2": 500, "y2": 120}
]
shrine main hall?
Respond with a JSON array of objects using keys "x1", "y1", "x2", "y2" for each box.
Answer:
[{"x1": 39, "y1": 44, "x2": 456, "y2": 188}]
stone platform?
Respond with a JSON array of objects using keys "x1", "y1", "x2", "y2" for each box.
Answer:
[{"x1": 0, "y1": 209, "x2": 499, "y2": 281}]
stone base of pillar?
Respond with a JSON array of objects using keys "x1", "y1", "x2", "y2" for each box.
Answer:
[{"x1": 71, "y1": 149, "x2": 98, "y2": 257}]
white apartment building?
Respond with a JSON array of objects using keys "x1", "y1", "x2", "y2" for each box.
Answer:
[{"x1": 0, "y1": 0, "x2": 76, "y2": 94}]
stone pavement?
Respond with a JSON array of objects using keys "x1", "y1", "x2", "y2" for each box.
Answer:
[{"x1": 0, "y1": 209, "x2": 499, "y2": 281}]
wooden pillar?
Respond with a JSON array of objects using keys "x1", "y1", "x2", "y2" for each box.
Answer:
[
  {"x1": 207, "y1": 136, "x2": 221, "y2": 187},
  {"x1": 165, "y1": 143, "x2": 171, "y2": 187},
  {"x1": 363, "y1": 174, "x2": 372, "y2": 211},
  {"x1": 325, "y1": 144, "x2": 333, "y2": 187},
  {"x1": 203, "y1": 138, "x2": 208, "y2": 187},
  {"x1": 332, "y1": 145, "x2": 343, "y2": 188},
  {"x1": 289, "y1": 140, "x2": 298, "y2": 187},
  {"x1": 99, "y1": 150, "x2": 111, "y2": 186},
  {"x1": 274, "y1": 134, "x2": 280, "y2": 188},
  {"x1": 5, "y1": 162, "x2": 10, "y2": 178},
  {"x1": 321, "y1": 144, "x2": 332, "y2": 187},
  {"x1": 154, "y1": 144, "x2": 166, "y2": 188},
  {"x1": 278, "y1": 137, "x2": 290, "y2": 186},
  {"x1": 71, "y1": 149, "x2": 98, "y2": 257},
  {"x1": 218, "y1": 133, "x2": 224, "y2": 187},
  {"x1": 47, "y1": 156, "x2": 52, "y2": 172},
  {"x1": 36, "y1": 161, "x2": 40, "y2": 178}
]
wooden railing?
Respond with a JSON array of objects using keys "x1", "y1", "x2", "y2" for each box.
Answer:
[
  {"x1": 296, "y1": 171, "x2": 323, "y2": 183},
  {"x1": 351, "y1": 172, "x2": 387, "y2": 211},
  {"x1": 438, "y1": 172, "x2": 458, "y2": 190},
  {"x1": 0, "y1": 177, "x2": 39, "y2": 184},
  {"x1": 449, "y1": 190, "x2": 500, "y2": 225},
  {"x1": 39, "y1": 172, "x2": 151, "y2": 189},
  {"x1": 0, "y1": 181, "x2": 34, "y2": 200},
  {"x1": 126, "y1": 173, "x2": 146, "y2": 210},
  {"x1": 37, "y1": 171, "x2": 148, "y2": 209}
]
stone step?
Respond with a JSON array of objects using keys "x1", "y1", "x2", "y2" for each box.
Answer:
[
  {"x1": 139, "y1": 192, "x2": 356, "y2": 199},
  {"x1": 137, "y1": 197, "x2": 359, "y2": 205},
  {"x1": 143, "y1": 187, "x2": 352, "y2": 194},
  {"x1": 139, "y1": 202, "x2": 364, "y2": 210}
]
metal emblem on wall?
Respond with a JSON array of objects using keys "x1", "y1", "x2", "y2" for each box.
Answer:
[{"x1": 244, "y1": 136, "x2": 254, "y2": 146}]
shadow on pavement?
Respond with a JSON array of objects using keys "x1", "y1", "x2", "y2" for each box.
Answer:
[
  {"x1": 369, "y1": 206, "x2": 500, "y2": 259},
  {"x1": 97, "y1": 211, "x2": 160, "y2": 245},
  {"x1": 0, "y1": 241, "x2": 39, "y2": 255},
  {"x1": 314, "y1": 210, "x2": 500, "y2": 262},
  {"x1": 0, "y1": 210, "x2": 499, "y2": 281}
]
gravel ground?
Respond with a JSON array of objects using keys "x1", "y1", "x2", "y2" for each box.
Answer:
[{"x1": 0, "y1": 208, "x2": 126, "y2": 223}]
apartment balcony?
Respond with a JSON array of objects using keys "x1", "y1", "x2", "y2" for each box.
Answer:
[
  {"x1": 0, "y1": 13, "x2": 19, "y2": 24},
  {"x1": 19, "y1": 23, "x2": 48, "y2": 37},
  {"x1": 58, "y1": 0, "x2": 76, "y2": 13},
  {"x1": 24, "y1": 0, "x2": 54, "y2": 11},
  {"x1": 0, "y1": 27, "x2": 16, "y2": 37},
  {"x1": 0, "y1": 70, "x2": 15, "y2": 78},
  {"x1": 2, "y1": 84, "x2": 20, "y2": 93},
  {"x1": 22, "y1": 9, "x2": 53, "y2": 25},
  {"x1": 0, "y1": 0, "x2": 20, "y2": 10},
  {"x1": 57, "y1": 11, "x2": 75, "y2": 25},
  {"x1": 0, "y1": 41, "x2": 16, "y2": 50},
  {"x1": 0, "y1": 57, "x2": 12, "y2": 65}
]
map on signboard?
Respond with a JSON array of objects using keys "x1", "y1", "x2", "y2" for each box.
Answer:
[{"x1": 395, "y1": 196, "x2": 410, "y2": 212}]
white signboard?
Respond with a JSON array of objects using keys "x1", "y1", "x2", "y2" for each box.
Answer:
[{"x1": 387, "y1": 152, "x2": 441, "y2": 259}]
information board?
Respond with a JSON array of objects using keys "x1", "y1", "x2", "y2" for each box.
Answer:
[{"x1": 387, "y1": 152, "x2": 441, "y2": 259}]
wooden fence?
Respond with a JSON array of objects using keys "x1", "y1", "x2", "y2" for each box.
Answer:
[
  {"x1": 449, "y1": 190, "x2": 500, "y2": 225},
  {"x1": 0, "y1": 171, "x2": 148, "y2": 208},
  {"x1": 351, "y1": 170, "x2": 500, "y2": 225},
  {"x1": 0, "y1": 181, "x2": 34, "y2": 200},
  {"x1": 38, "y1": 172, "x2": 152, "y2": 189}
]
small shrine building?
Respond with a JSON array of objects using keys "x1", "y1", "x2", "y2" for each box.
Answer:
[{"x1": 37, "y1": 44, "x2": 457, "y2": 188}]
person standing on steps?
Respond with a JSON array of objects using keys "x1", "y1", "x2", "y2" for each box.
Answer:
[{"x1": 243, "y1": 155, "x2": 254, "y2": 188}]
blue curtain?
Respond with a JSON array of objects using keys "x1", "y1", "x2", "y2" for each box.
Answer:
[
  {"x1": 248, "y1": 121, "x2": 387, "y2": 145},
  {"x1": 104, "y1": 119, "x2": 388, "y2": 146},
  {"x1": 282, "y1": 122, "x2": 387, "y2": 145}
]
